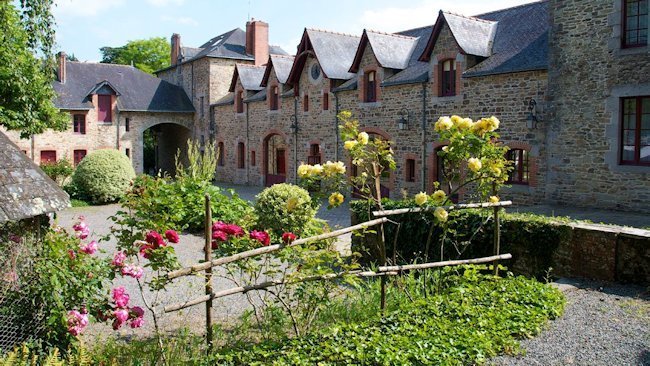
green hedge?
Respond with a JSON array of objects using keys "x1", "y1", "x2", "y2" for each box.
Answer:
[{"x1": 350, "y1": 199, "x2": 573, "y2": 279}]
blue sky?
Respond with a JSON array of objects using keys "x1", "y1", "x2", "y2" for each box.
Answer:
[{"x1": 52, "y1": 0, "x2": 539, "y2": 62}]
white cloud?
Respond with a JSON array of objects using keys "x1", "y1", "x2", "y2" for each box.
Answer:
[
  {"x1": 146, "y1": 0, "x2": 185, "y2": 6},
  {"x1": 161, "y1": 15, "x2": 199, "y2": 27},
  {"x1": 279, "y1": 36, "x2": 301, "y2": 56},
  {"x1": 53, "y1": 0, "x2": 124, "y2": 17}
]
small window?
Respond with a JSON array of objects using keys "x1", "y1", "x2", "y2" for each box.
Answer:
[
  {"x1": 217, "y1": 142, "x2": 225, "y2": 166},
  {"x1": 620, "y1": 96, "x2": 650, "y2": 165},
  {"x1": 236, "y1": 91, "x2": 244, "y2": 114},
  {"x1": 40, "y1": 150, "x2": 57, "y2": 165},
  {"x1": 308, "y1": 143, "x2": 321, "y2": 164},
  {"x1": 97, "y1": 95, "x2": 112, "y2": 122},
  {"x1": 125, "y1": 148, "x2": 130, "y2": 158},
  {"x1": 405, "y1": 159, "x2": 416, "y2": 182},
  {"x1": 323, "y1": 92, "x2": 329, "y2": 111},
  {"x1": 73, "y1": 114, "x2": 86, "y2": 134},
  {"x1": 623, "y1": 0, "x2": 648, "y2": 48},
  {"x1": 365, "y1": 71, "x2": 377, "y2": 102},
  {"x1": 237, "y1": 142, "x2": 245, "y2": 169},
  {"x1": 506, "y1": 149, "x2": 530, "y2": 184},
  {"x1": 73, "y1": 149, "x2": 87, "y2": 166},
  {"x1": 440, "y1": 59, "x2": 456, "y2": 97},
  {"x1": 270, "y1": 86, "x2": 279, "y2": 110},
  {"x1": 303, "y1": 94, "x2": 309, "y2": 112},
  {"x1": 251, "y1": 150, "x2": 256, "y2": 166},
  {"x1": 200, "y1": 96, "x2": 205, "y2": 118},
  {"x1": 125, "y1": 117, "x2": 130, "y2": 132}
]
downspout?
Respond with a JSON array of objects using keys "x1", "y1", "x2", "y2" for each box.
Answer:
[
  {"x1": 293, "y1": 96, "x2": 299, "y2": 184},
  {"x1": 245, "y1": 101, "x2": 250, "y2": 185},
  {"x1": 116, "y1": 109, "x2": 120, "y2": 150},
  {"x1": 421, "y1": 82, "x2": 427, "y2": 192},
  {"x1": 334, "y1": 91, "x2": 340, "y2": 161}
]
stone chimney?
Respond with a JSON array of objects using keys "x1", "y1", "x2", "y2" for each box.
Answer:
[
  {"x1": 245, "y1": 19, "x2": 269, "y2": 66},
  {"x1": 171, "y1": 33, "x2": 181, "y2": 66},
  {"x1": 57, "y1": 51, "x2": 66, "y2": 83}
]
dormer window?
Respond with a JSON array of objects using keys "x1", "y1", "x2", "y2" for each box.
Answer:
[
  {"x1": 365, "y1": 71, "x2": 377, "y2": 102},
  {"x1": 623, "y1": 0, "x2": 648, "y2": 48},
  {"x1": 97, "y1": 95, "x2": 112, "y2": 122},
  {"x1": 270, "y1": 86, "x2": 279, "y2": 111},
  {"x1": 236, "y1": 91, "x2": 244, "y2": 113},
  {"x1": 440, "y1": 59, "x2": 456, "y2": 97}
]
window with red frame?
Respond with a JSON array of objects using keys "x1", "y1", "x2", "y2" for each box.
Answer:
[
  {"x1": 440, "y1": 59, "x2": 456, "y2": 97},
  {"x1": 623, "y1": 0, "x2": 648, "y2": 48},
  {"x1": 365, "y1": 71, "x2": 377, "y2": 102},
  {"x1": 73, "y1": 149, "x2": 87, "y2": 166},
  {"x1": 217, "y1": 142, "x2": 225, "y2": 166},
  {"x1": 308, "y1": 143, "x2": 321, "y2": 164},
  {"x1": 40, "y1": 150, "x2": 56, "y2": 165},
  {"x1": 270, "y1": 86, "x2": 279, "y2": 110},
  {"x1": 237, "y1": 142, "x2": 245, "y2": 169},
  {"x1": 303, "y1": 94, "x2": 309, "y2": 112},
  {"x1": 97, "y1": 95, "x2": 112, "y2": 122},
  {"x1": 506, "y1": 149, "x2": 530, "y2": 184},
  {"x1": 236, "y1": 91, "x2": 244, "y2": 113},
  {"x1": 405, "y1": 159, "x2": 416, "y2": 182},
  {"x1": 621, "y1": 96, "x2": 650, "y2": 165},
  {"x1": 251, "y1": 150, "x2": 256, "y2": 166},
  {"x1": 323, "y1": 92, "x2": 329, "y2": 111},
  {"x1": 73, "y1": 114, "x2": 86, "y2": 134}
]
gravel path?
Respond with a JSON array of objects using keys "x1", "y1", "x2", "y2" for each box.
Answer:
[{"x1": 491, "y1": 279, "x2": 649, "y2": 366}]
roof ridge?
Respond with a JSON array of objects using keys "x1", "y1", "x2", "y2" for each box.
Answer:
[
  {"x1": 442, "y1": 10, "x2": 496, "y2": 24},
  {"x1": 366, "y1": 29, "x2": 418, "y2": 40},
  {"x1": 68, "y1": 61, "x2": 136, "y2": 68},
  {"x1": 473, "y1": 0, "x2": 547, "y2": 17},
  {"x1": 237, "y1": 63, "x2": 265, "y2": 68},
  {"x1": 307, "y1": 28, "x2": 360, "y2": 38},
  {"x1": 271, "y1": 54, "x2": 295, "y2": 59}
]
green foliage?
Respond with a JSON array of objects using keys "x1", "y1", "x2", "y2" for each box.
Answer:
[
  {"x1": 40, "y1": 158, "x2": 74, "y2": 186},
  {"x1": 70, "y1": 149, "x2": 135, "y2": 204},
  {"x1": 254, "y1": 183, "x2": 317, "y2": 236},
  {"x1": 0, "y1": 343, "x2": 94, "y2": 366},
  {"x1": 69, "y1": 199, "x2": 89, "y2": 208},
  {"x1": 0, "y1": 1, "x2": 67, "y2": 138},
  {"x1": 176, "y1": 139, "x2": 218, "y2": 183},
  {"x1": 100, "y1": 37, "x2": 170, "y2": 74}
]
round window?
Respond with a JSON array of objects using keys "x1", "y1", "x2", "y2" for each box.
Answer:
[{"x1": 310, "y1": 63, "x2": 321, "y2": 81}]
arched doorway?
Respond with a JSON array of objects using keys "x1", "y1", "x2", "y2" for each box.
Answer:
[
  {"x1": 263, "y1": 133, "x2": 288, "y2": 186},
  {"x1": 142, "y1": 123, "x2": 192, "y2": 176}
]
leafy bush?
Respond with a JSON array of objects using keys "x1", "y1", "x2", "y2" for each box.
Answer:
[
  {"x1": 40, "y1": 158, "x2": 74, "y2": 186},
  {"x1": 70, "y1": 149, "x2": 135, "y2": 204},
  {"x1": 254, "y1": 183, "x2": 318, "y2": 236}
]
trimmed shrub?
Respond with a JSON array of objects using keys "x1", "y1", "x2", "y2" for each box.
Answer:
[
  {"x1": 71, "y1": 149, "x2": 135, "y2": 204},
  {"x1": 40, "y1": 158, "x2": 74, "y2": 186},
  {"x1": 255, "y1": 184, "x2": 318, "y2": 236}
]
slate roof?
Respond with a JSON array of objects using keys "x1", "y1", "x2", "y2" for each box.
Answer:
[
  {"x1": 261, "y1": 54, "x2": 295, "y2": 86},
  {"x1": 228, "y1": 64, "x2": 266, "y2": 92},
  {"x1": 380, "y1": 25, "x2": 434, "y2": 87},
  {"x1": 0, "y1": 133, "x2": 70, "y2": 223},
  {"x1": 244, "y1": 89, "x2": 267, "y2": 103},
  {"x1": 213, "y1": 93, "x2": 235, "y2": 106},
  {"x1": 54, "y1": 62, "x2": 194, "y2": 112},
  {"x1": 350, "y1": 30, "x2": 419, "y2": 72},
  {"x1": 442, "y1": 12, "x2": 497, "y2": 57}
]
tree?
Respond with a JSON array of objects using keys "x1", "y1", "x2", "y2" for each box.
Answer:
[
  {"x1": 0, "y1": 1, "x2": 67, "y2": 139},
  {"x1": 100, "y1": 37, "x2": 170, "y2": 74}
]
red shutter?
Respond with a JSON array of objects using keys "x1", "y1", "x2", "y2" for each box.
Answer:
[
  {"x1": 98, "y1": 95, "x2": 112, "y2": 122},
  {"x1": 73, "y1": 150, "x2": 87, "y2": 166},
  {"x1": 40, "y1": 150, "x2": 57, "y2": 164}
]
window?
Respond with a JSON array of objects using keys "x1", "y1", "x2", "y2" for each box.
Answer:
[
  {"x1": 621, "y1": 96, "x2": 650, "y2": 165},
  {"x1": 73, "y1": 149, "x2": 86, "y2": 166},
  {"x1": 365, "y1": 71, "x2": 377, "y2": 102},
  {"x1": 217, "y1": 142, "x2": 225, "y2": 166},
  {"x1": 270, "y1": 86, "x2": 279, "y2": 110},
  {"x1": 506, "y1": 149, "x2": 530, "y2": 184},
  {"x1": 237, "y1": 142, "x2": 245, "y2": 169},
  {"x1": 73, "y1": 114, "x2": 86, "y2": 134},
  {"x1": 251, "y1": 150, "x2": 256, "y2": 166},
  {"x1": 236, "y1": 91, "x2": 244, "y2": 113},
  {"x1": 125, "y1": 117, "x2": 130, "y2": 132},
  {"x1": 125, "y1": 148, "x2": 130, "y2": 158},
  {"x1": 623, "y1": 0, "x2": 648, "y2": 48},
  {"x1": 323, "y1": 92, "x2": 329, "y2": 111},
  {"x1": 308, "y1": 143, "x2": 321, "y2": 164},
  {"x1": 303, "y1": 94, "x2": 309, "y2": 112},
  {"x1": 200, "y1": 96, "x2": 205, "y2": 118},
  {"x1": 405, "y1": 159, "x2": 416, "y2": 182},
  {"x1": 40, "y1": 150, "x2": 56, "y2": 165},
  {"x1": 440, "y1": 59, "x2": 456, "y2": 97},
  {"x1": 97, "y1": 95, "x2": 112, "y2": 122}
]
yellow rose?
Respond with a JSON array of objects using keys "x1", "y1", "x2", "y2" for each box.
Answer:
[
  {"x1": 297, "y1": 164, "x2": 312, "y2": 178},
  {"x1": 489, "y1": 196, "x2": 499, "y2": 204},
  {"x1": 472, "y1": 118, "x2": 487, "y2": 134},
  {"x1": 432, "y1": 190, "x2": 446, "y2": 203},
  {"x1": 339, "y1": 111, "x2": 352, "y2": 120},
  {"x1": 457, "y1": 118, "x2": 473, "y2": 130},
  {"x1": 491, "y1": 166, "x2": 502, "y2": 176},
  {"x1": 450, "y1": 115, "x2": 463, "y2": 126},
  {"x1": 358, "y1": 132, "x2": 369, "y2": 145},
  {"x1": 328, "y1": 192, "x2": 344, "y2": 207},
  {"x1": 434, "y1": 116, "x2": 453, "y2": 132},
  {"x1": 344, "y1": 140, "x2": 358, "y2": 150},
  {"x1": 414, "y1": 192, "x2": 428, "y2": 206},
  {"x1": 323, "y1": 161, "x2": 346, "y2": 176},
  {"x1": 311, "y1": 164, "x2": 323, "y2": 175},
  {"x1": 486, "y1": 116, "x2": 500, "y2": 131},
  {"x1": 434, "y1": 207, "x2": 448, "y2": 223},
  {"x1": 468, "y1": 158, "x2": 482, "y2": 172}
]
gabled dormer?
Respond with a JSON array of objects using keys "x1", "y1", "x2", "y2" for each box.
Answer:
[
  {"x1": 261, "y1": 54, "x2": 295, "y2": 111},
  {"x1": 86, "y1": 80, "x2": 120, "y2": 123},
  {"x1": 228, "y1": 64, "x2": 265, "y2": 114}
]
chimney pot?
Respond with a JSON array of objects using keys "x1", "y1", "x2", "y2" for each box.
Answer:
[
  {"x1": 245, "y1": 20, "x2": 269, "y2": 67},
  {"x1": 171, "y1": 33, "x2": 181, "y2": 66},
  {"x1": 57, "y1": 51, "x2": 66, "y2": 83}
]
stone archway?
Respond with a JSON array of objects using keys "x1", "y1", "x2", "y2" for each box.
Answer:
[
  {"x1": 263, "y1": 133, "x2": 288, "y2": 187},
  {"x1": 140, "y1": 123, "x2": 192, "y2": 176}
]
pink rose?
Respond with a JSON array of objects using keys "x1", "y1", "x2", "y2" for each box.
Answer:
[
  {"x1": 66, "y1": 310, "x2": 89, "y2": 336},
  {"x1": 212, "y1": 230, "x2": 228, "y2": 242},
  {"x1": 212, "y1": 221, "x2": 228, "y2": 232},
  {"x1": 282, "y1": 232, "x2": 297, "y2": 244},
  {"x1": 130, "y1": 316, "x2": 144, "y2": 328},
  {"x1": 224, "y1": 224, "x2": 244, "y2": 237},
  {"x1": 112, "y1": 251, "x2": 127, "y2": 267},
  {"x1": 121, "y1": 265, "x2": 144, "y2": 279},
  {"x1": 73, "y1": 220, "x2": 90, "y2": 239},
  {"x1": 145, "y1": 231, "x2": 165, "y2": 248},
  {"x1": 250, "y1": 230, "x2": 270, "y2": 246},
  {"x1": 130, "y1": 306, "x2": 145, "y2": 318},
  {"x1": 111, "y1": 287, "x2": 130, "y2": 308},
  {"x1": 164, "y1": 230, "x2": 180, "y2": 244},
  {"x1": 114, "y1": 308, "x2": 129, "y2": 323},
  {"x1": 79, "y1": 240, "x2": 98, "y2": 255},
  {"x1": 211, "y1": 240, "x2": 219, "y2": 250},
  {"x1": 139, "y1": 243, "x2": 153, "y2": 258}
]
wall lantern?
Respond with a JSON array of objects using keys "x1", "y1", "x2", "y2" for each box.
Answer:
[
  {"x1": 526, "y1": 98, "x2": 539, "y2": 129},
  {"x1": 289, "y1": 114, "x2": 299, "y2": 133},
  {"x1": 398, "y1": 108, "x2": 409, "y2": 130}
]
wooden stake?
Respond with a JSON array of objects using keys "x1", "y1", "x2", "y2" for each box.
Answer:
[
  {"x1": 493, "y1": 202, "x2": 501, "y2": 276},
  {"x1": 372, "y1": 201, "x2": 512, "y2": 218},
  {"x1": 204, "y1": 194, "x2": 213, "y2": 352},
  {"x1": 377, "y1": 253, "x2": 512, "y2": 272}
]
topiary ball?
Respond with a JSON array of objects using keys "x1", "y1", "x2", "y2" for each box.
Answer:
[
  {"x1": 71, "y1": 149, "x2": 135, "y2": 204},
  {"x1": 254, "y1": 183, "x2": 317, "y2": 236}
]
